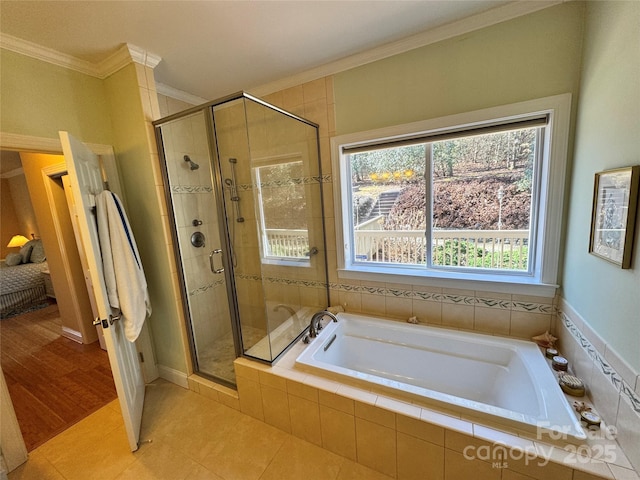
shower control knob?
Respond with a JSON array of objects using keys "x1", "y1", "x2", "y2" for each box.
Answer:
[{"x1": 192, "y1": 219, "x2": 203, "y2": 226}]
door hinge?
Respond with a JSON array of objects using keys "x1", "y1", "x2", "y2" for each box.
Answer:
[{"x1": 139, "y1": 351, "x2": 145, "y2": 363}]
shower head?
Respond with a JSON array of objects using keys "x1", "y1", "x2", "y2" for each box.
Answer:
[
  {"x1": 184, "y1": 155, "x2": 200, "y2": 170},
  {"x1": 224, "y1": 178, "x2": 233, "y2": 186},
  {"x1": 229, "y1": 157, "x2": 237, "y2": 164}
]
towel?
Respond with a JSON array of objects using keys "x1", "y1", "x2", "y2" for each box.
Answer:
[{"x1": 95, "y1": 190, "x2": 151, "y2": 342}]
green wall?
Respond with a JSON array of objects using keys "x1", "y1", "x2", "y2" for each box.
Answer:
[
  {"x1": 0, "y1": 50, "x2": 187, "y2": 374},
  {"x1": 563, "y1": 1, "x2": 640, "y2": 371},
  {"x1": 103, "y1": 65, "x2": 187, "y2": 373},
  {"x1": 0, "y1": 49, "x2": 112, "y2": 144},
  {"x1": 334, "y1": 2, "x2": 584, "y2": 134},
  {"x1": 333, "y1": 1, "x2": 638, "y2": 371}
]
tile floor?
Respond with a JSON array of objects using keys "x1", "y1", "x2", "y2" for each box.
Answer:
[{"x1": 8, "y1": 379, "x2": 393, "y2": 480}]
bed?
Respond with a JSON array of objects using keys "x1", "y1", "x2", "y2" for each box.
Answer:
[{"x1": 1, "y1": 239, "x2": 50, "y2": 318}]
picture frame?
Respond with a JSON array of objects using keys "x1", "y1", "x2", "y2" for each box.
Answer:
[{"x1": 589, "y1": 166, "x2": 640, "y2": 269}]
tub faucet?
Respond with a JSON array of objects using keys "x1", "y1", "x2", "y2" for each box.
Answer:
[{"x1": 308, "y1": 310, "x2": 338, "y2": 339}]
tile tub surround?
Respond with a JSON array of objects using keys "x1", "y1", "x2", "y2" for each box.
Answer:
[
  {"x1": 556, "y1": 297, "x2": 640, "y2": 474},
  {"x1": 225, "y1": 342, "x2": 638, "y2": 480},
  {"x1": 330, "y1": 283, "x2": 558, "y2": 340}
]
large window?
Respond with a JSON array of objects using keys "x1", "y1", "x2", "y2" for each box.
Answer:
[{"x1": 332, "y1": 95, "x2": 571, "y2": 295}]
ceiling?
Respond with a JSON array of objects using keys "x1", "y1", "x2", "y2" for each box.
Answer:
[{"x1": 0, "y1": 0, "x2": 512, "y2": 101}]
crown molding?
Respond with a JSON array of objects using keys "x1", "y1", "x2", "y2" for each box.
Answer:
[
  {"x1": 0, "y1": 131, "x2": 114, "y2": 157},
  {"x1": 97, "y1": 44, "x2": 136, "y2": 78},
  {"x1": 128, "y1": 44, "x2": 162, "y2": 69},
  {"x1": 156, "y1": 83, "x2": 208, "y2": 106},
  {"x1": 1, "y1": 1, "x2": 560, "y2": 101},
  {"x1": 0, "y1": 32, "x2": 100, "y2": 77},
  {"x1": 0, "y1": 132, "x2": 62, "y2": 153},
  {"x1": 250, "y1": 0, "x2": 562, "y2": 97},
  {"x1": 97, "y1": 43, "x2": 162, "y2": 78},
  {"x1": 0, "y1": 33, "x2": 162, "y2": 79}
]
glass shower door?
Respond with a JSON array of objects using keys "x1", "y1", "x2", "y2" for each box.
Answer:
[
  {"x1": 213, "y1": 97, "x2": 328, "y2": 363},
  {"x1": 156, "y1": 110, "x2": 238, "y2": 385}
]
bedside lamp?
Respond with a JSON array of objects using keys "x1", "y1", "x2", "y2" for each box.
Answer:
[{"x1": 7, "y1": 235, "x2": 29, "y2": 249}]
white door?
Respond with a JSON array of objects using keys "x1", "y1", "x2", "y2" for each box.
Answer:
[{"x1": 60, "y1": 131, "x2": 145, "y2": 452}]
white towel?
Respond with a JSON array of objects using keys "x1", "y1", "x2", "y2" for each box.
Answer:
[{"x1": 95, "y1": 190, "x2": 151, "y2": 342}]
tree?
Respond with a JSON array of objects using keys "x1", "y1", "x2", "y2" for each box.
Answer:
[{"x1": 350, "y1": 145, "x2": 425, "y2": 182}]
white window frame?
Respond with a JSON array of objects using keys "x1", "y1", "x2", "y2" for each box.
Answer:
[
  {"x1": 331, "y1": 94, "x2": 572, "y2": 297},
  {"x1": 251, "y1": 152, "x2": 311, "y2": 267}
]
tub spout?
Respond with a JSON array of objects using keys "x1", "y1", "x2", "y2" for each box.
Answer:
[
  {"x1": 274, "y1": 304, "x2": 297, "y2": 321},
  {"x1": 308, "y1": 310, "x2": 338, "y2": 339}
]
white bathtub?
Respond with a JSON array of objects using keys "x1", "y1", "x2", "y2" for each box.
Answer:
[{"x1": 295, "y1": 312, "x2": 585, "y2": 440}]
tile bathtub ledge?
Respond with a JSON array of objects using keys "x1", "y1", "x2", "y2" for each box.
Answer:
[{"x1": 232, "y1": 347, "x2": 639, "y2": 480}]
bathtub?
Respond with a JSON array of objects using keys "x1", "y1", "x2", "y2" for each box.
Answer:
[{"x1": 295, "y1": 312, "x2": 586, "y2": 441}]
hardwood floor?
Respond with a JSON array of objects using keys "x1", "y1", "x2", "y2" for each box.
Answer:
[{"x1": 1, "y1": 302, "x2": 117, "y2": 451}]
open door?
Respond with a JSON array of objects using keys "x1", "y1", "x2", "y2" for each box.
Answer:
[{"x1": 59, "y1": 131, "x2": 145, "y2": 452}]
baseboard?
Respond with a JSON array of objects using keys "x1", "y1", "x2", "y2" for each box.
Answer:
[
  {"x1": 61, "y1": 326, "x2": 83, "y2": 344},
  {"x1": 157, "y1": 364, "x2": 189, "y2": 389}
]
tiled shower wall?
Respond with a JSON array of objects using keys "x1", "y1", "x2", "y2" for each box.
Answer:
[{"x1": 160, "y1": 112, "x2": 233, "y2": 349}]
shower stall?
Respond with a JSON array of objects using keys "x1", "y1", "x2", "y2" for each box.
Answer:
[{"x1": 154, "y1": 93, "x2": 329, "y2": 387}]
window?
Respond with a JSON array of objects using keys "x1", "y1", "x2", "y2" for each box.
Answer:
[
  {"x1": 332, "y1": 95, "x2": 571, "y2": 295},
  {"x1": 253, "y1": 157, "x2": 310, "y2": 265}
]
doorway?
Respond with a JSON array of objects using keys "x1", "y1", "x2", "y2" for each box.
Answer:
[
  {"x1": 0, "y1": 304, "x2": 116, "y2": 451},
  {"x1": 0, "y1": 150, "x2": 116, "y2": 451}
]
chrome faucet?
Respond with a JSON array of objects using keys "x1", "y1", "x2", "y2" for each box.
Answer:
[{"x1": 308, "y1": 310, "x2": 338, "y2": 339}]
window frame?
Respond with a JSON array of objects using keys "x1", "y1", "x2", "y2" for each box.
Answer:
[
  {"x1": 251, "y1": 151, "x2": 312, "y2": 267},
  {"x1": 331, "y1": 94, "x2": 572, "y2": 297}
]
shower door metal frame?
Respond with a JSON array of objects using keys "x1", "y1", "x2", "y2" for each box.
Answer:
[
  {"x1": 153, "y1": 109, "x2": 241, "y2": 388},
  {"x1": 204, "y1": 105, "x2": 244, "y2": 363},
  {"x1": 153, "y1": 91, "x2": 329, "y2": 384}
]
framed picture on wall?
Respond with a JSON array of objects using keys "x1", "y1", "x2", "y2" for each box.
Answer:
[{"x1": 589, "y1": 166, "x2": 640, "y2": 269}]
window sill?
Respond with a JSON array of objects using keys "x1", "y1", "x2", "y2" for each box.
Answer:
[{"x1": 337, "y1": 267, "x2": 558, "y2": 298}]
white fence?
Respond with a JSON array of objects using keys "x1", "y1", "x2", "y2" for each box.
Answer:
[
  {"x1": 264, "y1": 227, "x2": 530, "y2": 269},
  {"x1": 354, "y1": 229, "x2": 529, "y2": 269},
  {"x1": 265, "y1": 229, "x2": 309, "y2": 257}
]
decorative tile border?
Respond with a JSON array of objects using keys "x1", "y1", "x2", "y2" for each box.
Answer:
[
  {"x1": 236, "y1": 273, "x2": 327, "y2": 290},
  {"x1": 171, "y1": 185, "x2": 213, "y2": 193},
  {"x1": 188, "y1": 278, "x2": 225, "y2": 296},
  {"x1": 559, "y1": 310, "x2": 640, "y2": 414},
  {"x1": 236, "y1": 174, "x2": 332, "y2": 191},
  {"x1": 328, "y1": 282, "x2": 556, "y2": 314}
]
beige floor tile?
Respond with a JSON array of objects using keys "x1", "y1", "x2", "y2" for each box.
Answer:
[
  {"x1": 7, "y1": 449, "x2": 65, "y2": 480},
  {"x1": 38, "y1": 402, "x2": 125, "y2": 462},
  {"x1": 113, "y1": 440, "x2": 201, "y2": 480},
  {"x1": 148, "y1": 392, "x2": 244, "y2": 462},
  {"x1": 43, "y1": 425, "x2": 136, "y2": 480},
  {"x1": 183, "y1": 463, "x2": 225, "y2": 480},
  {"x1": 198, "y1": 415, "x2": 288, "y2": 480},
  {"x1": 259, "y1": 436, "x2": 344, "y2": 480}
]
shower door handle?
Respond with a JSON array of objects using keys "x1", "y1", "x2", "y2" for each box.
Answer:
[{"x1": 209, "y1": 249, "x2": 224, "y2": 274}]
